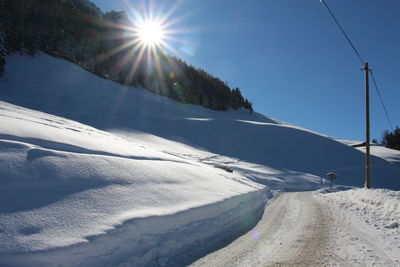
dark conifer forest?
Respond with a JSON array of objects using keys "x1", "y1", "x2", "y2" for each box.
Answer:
[
  {"x1": 382, "y1": 127, "x2": 400, "y2": 151},
  {"x1": 0, "y1": 0, "x2": 253, "y2": 112}
]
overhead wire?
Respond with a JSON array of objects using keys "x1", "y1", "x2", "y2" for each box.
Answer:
[
  {"x1": 320, "y1": 0, "x2": 364, "y2": 65},
  {"x1": 320, "y1": 0, "x2": 394, "y2": 131},
  {"x1": 370, "y1": 71, "x2": 394, "y2": 131}
]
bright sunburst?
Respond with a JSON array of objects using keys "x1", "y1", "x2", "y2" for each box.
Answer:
[
  {"x1": 137, "y1": 20, "x2": 165, "y2": 46},
  {"x1": 97, "y1": 1, "x2": 192, "y2": 86}
]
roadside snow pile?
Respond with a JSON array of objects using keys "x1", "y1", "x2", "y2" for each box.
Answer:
[{"x1": 317, "y1": 188, "x2": 400, "y2": 232}]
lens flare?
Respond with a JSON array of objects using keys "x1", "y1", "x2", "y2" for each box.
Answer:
[{"x1": 95, "y1": 0, "x2": 194, "y2": 89}]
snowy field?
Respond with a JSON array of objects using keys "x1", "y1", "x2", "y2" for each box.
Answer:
[{"x1": 0, "y1": 53, "x2": 399, "y2": 266}]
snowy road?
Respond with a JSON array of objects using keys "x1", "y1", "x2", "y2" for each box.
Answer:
[{"x1": 190, "y1": 191, "x2": 399, "y2": 266}]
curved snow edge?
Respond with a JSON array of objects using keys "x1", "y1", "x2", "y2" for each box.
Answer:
[{"x1": 0, "y1": 187, "x2": 271, "y2": 267}]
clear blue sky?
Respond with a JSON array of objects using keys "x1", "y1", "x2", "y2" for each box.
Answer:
[{"x1": 92, "y1": 0, "x2": 400, "y2": 142}]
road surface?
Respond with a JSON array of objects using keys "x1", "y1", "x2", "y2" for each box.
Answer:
[{"x1": 190, "y1": 191, "x2": 399, "y2": 266}]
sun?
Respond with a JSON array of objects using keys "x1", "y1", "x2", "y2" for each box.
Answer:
[
  {"x1": 98, "y1": 2, "x2": 188, "y2": 85},
  {"x1": 137, "y1": 20, "x2": 165, "y2": 47}
]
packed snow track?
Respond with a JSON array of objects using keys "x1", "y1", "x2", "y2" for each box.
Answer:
[{"x1": 191, "y1": 191, "x2": 399, "y2": 266}]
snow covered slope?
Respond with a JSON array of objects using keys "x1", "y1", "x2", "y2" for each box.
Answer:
[
  {"x1": 334, "y1": 138, "x2": 400, "y2": 169},
  {"x1": 0, "y1": 53, "x2": 398, "y2": 265},
  {"x1": 1, "y1": 53, "x2": 398, "y2": 189},
  {"x1": 0, "y1": 101, "x2": 274, "y2": 266},
  {"x1": 358, "y1": 145, "x2": 400, "y2": 169}
]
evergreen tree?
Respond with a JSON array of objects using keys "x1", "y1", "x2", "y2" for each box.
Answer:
[{"x1": 382, "y1": 127, "x2": 400, "y2": 150}]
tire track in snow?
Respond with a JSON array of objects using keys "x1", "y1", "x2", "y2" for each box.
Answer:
[{"x1": 190, "y1": 191, "x2": 398, "y2": 266}]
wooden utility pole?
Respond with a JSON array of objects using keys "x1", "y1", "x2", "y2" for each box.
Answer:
[
  {"x1": 363, "y1": 62, "x2": 371, "y2": 189},
  {"x1": 320, "y1": 0, "x2": 373, "y2": 189}
]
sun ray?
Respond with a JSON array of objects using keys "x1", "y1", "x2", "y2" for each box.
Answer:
[
  {"x1": 124, "y1": 45, "x2": 147, "y2": 85},
  {"x1": 151, "y1": 46, "x2": 168, "y2": 93},
  {"x1": 97, "y1": 0, "x2": 200, "y2": 92},
  {"x1": 97, "y1": 39, "x2": 138, "y2": 63},
  {"x1": 113, "y1": 43, "x2": 143, "y2": 74}
]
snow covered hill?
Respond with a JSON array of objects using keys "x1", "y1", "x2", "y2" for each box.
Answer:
[
  {"x1": 0, "y1": 99, "x2": 278, "y2": 265},
  {"x1": 0, "y1": 53, "x2": 398, "y2": 266},
  {"x1": 1, "y1": 53, "x2": 398, "y2": 189}
]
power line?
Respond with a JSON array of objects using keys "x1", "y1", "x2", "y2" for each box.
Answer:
[
  {"x1": 320, "y1": 0, "x2": 394, "y2": 132},
  {"x1": 370, "y1": 71, "x2": 394, "y2": 131},
  {"x1": 320, "y1": 0, "x2": 395, "y2": 189},
  {"x1": 320, "y1": 0, "x2": 364, "y2": 65}
]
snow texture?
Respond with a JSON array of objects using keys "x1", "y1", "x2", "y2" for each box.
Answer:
[
  {"x1": 318, "y1": 187, "x2": 400, "y2": 232},
  {"x1": 1, "y1": 53, "x2": 398, "y2": 190},
  {"x1": 0, "y1": 53, "x2": 399, "y2": 266},
  {"x1": 192, "y1": 191, "x2": 400, "y2": 266},
  {"x1": 316, "y1": 188, "x2": 400, "y2": 265}
]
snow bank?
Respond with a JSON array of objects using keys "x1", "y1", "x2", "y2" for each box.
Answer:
[
  {"x1": 316, "y1": 187, "x2": 400, "y2": 265},
  {"x1": 1, "y1": 187, "x2": 269, "y2": 267},
  {"x1": 317, "y1": 188, "x2": 400, "y2": 231}
]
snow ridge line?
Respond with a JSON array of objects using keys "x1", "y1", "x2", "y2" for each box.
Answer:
[{"x1": 0, "y1": 188, "x2": 271, "y2": 267}]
